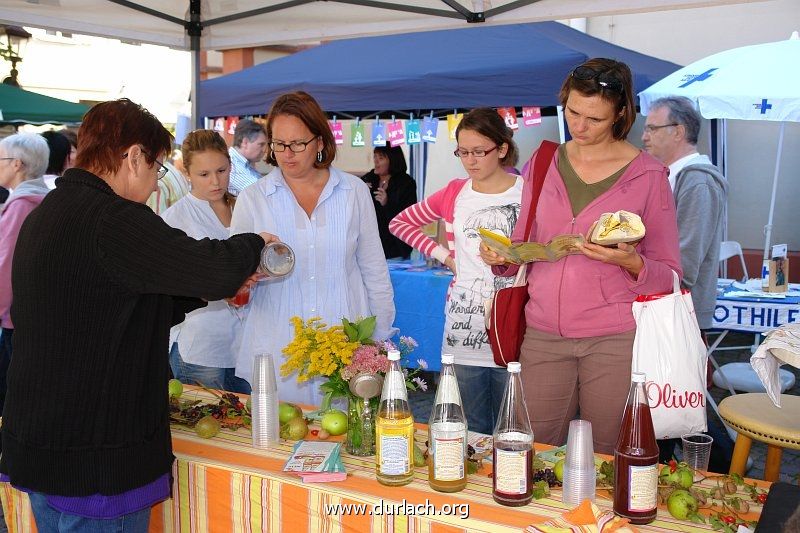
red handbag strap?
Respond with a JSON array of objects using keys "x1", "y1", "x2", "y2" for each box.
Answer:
[{"x1": 522, "y1": 140, "x2": 558, "y2": 241}]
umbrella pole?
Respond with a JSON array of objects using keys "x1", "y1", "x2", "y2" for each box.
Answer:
[{"x1": 762, "y1": 121, "x2": 786, "y2": 261}]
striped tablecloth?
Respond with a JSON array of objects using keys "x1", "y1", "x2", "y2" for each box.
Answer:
[{"x1": 1, "y1": 388, "x2": 768, "y2": 532}]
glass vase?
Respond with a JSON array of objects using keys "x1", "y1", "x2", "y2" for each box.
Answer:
[{"x1": 345, "y1": 392, "x2": 379, "y2": 456}]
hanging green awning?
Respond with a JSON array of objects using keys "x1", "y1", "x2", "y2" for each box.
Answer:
[{"x1": 0, "y1": 84, "x2": 90, "y2": 125}]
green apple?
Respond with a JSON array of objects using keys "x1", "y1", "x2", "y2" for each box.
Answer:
[
  {"x1": 659, "y1": 464, "x2": 693, "y2": 489},
  {"x1": 168, "y1": 379, "x2": 183, "y2": 398},
  {"x1": 667, "y1": 489, "x2": 698, "y2": 520},
  {"x1": 278, "y1": 402, "x2": 303, "y2": 424},
  {"x1": 554, "y1": 459, "x2": 565, "y2": 483},
  {"x1": 320, "y1": 409, "x2": 348, "y2": 436}
]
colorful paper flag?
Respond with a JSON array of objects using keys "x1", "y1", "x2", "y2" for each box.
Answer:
[
  {"x1": 446, "y1": 113, "x2": 463, "y2": 140},
  {"x1": 386, "y1": 121, "x2": 406, "y2": 147},
  {"x1": 421, "y1": 117, "x2": 438, "y2": 143},
  {"x1": 372, "y1": 122, "x2": 387, "y2": 147},
  {"x1": 497, "y1": 107, "x2": 519, "y2": 130},
  {"x1": 226, "y1": 117, "x2": 239, "y2": 135},
  {"x1": 406, "y1": 119, "x2": 421, "y2": 145},
  {"x1": 351, "y1": 122, "x2": 365, "y2": 147},
  {"x1": 522, "y1": 106, "x2": 542, "y2": 127},
  {"x1": 329, "y1": 120, "x2": 344, "y2": 145},
  {"x1": 212, "y1": 117, "x2": 225, "y2": 132}
]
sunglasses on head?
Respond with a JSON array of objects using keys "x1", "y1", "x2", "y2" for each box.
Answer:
[{"x1": 571, "y1": 65, "x2": 625, "y2": 95}]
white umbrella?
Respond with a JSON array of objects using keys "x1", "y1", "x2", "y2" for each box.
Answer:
[{"x1": 639, "y1": 31, "x2": 800, "y2": 261}]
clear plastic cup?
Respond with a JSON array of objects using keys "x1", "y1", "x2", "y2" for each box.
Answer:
[
  {"x1": 681, "y1": 433, "x2": 713, "y2": 474},
  {"x1": 562, "y1": 420, "x2": 596, "y2": 505},
  {"x1": 251, "y1": 353, "x2": 279, "y2": 448}
]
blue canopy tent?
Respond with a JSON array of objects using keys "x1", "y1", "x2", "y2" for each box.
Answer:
[
  {"x1": 199, "y1": 21, "x2": 679, "y2": 117},
  {"x1": 199, "y1": 21, "x2": 679, "y2": 197}
]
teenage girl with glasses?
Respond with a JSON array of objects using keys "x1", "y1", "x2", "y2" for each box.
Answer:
[
  {"x1": 390, "y1": 107, "x2": 523, "y2": 435},
  {"x1": 480, "y1": 58, "x2": 682, "y2": 454}
]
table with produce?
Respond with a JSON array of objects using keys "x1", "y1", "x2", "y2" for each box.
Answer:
[{"x1": 2, "y1": 380, "x2": 767, "y2": 533}]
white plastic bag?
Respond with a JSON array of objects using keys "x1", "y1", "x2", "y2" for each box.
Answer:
[{"x1": 632, "y1": 271, "x2": 708, "y2": 439}]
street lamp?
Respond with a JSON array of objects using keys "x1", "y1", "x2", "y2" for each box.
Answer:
[{"x1": 0, "y1": 25, "x2": 32, "y2": 87}]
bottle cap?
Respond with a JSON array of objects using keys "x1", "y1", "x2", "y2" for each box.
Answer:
[
  {"x1": 441, "y1": 353, "x2": 454, "y2": 365},
  {"x1": 507, "y1": 362, "x2": 521, "y2": 373},
  {"x1": 387, "y1": 349, "x2": 400, "y2": 361},
  {"x1": 632, "y1": 371, "x2": 646, "y2": 383}
]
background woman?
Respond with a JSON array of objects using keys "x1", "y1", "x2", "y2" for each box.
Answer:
[
  {"x1": 0, "y1": 99, "x2": 272, "y2": 532},
  {"x1": 361, "y1": 143, "x2": 417, "y2": 259},
  {"x1": 162, "y1": 130, "x2": 250, "y2": 393},
  {"x1": 40, "y1": 130, "x2": 71, "y2": 189},
  {"x1": 481, "y1": 58, "x2": 681, "y2": 453},
  {"x1": 0, "y1": 133, "x2": 49, "y2": 413},
  {"x1": 230, "y1": 91, "x2": 395, "y2": 405},
  {"x1": 390, "y1": 108, "x2": 522, "y2": 434}
]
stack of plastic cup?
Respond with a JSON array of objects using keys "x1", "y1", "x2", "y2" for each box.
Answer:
[
  {"x1": 251, "y1": 352, "x2": 279, "y2": 448},
  {"x1": 561, "y1": 419, "x2": 597, "y2": 506}
]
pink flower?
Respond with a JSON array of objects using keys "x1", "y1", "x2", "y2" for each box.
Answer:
[{"x1": 340, "y1": 344, "x2": 391, "y2": 381}]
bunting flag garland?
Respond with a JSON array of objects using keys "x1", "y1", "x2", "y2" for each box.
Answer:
[
  {"x1": 329, "y1": 120, "x2": 344, "y2": 145},
  {"x1": 212, "y1": 117, "x2": 225, "y2": 132},
  {"x1": 497, "y1": 107, "x2": 519, "y2": 130},
  {"x1": 421, "y1": 116, "x2": 438, "y2": 143},
  {"x1": 387, "y1": 121, "x2": 405, "y2": 147},
  {"x1": 406, "y1": 119, "x2": 421, "y2": 145},
  {"x1": 446, "y1": 113, "x2": 463, "y2": 140},
  {"x1": 522, "y1": 106, "x2": 542, "y2": 126},
  {"x1": 372, "y1": 121, "x2": 387, "y2": 146},
  {"x1": 226, "y1": 117, "x2": 239, "y2": 135},
  {"x1": 351, "y1": 122, "x2": 365, "y2": 147}
]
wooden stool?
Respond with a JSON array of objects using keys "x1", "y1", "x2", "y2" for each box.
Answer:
[{"x1": 719, "y1": 393, "x2": 800, "y2": 482}]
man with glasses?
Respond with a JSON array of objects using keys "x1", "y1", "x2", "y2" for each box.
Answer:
[
  {"x1": 643, "y1": 96, "x2": 729, "y2": 468},
  {"x1": 228, "y1": 119, "x2": 268, "y2": 197}
]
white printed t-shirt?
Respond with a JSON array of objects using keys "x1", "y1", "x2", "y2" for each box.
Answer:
[{"x1": 443, "y1": 176, "x2": 522, "y2": 367}]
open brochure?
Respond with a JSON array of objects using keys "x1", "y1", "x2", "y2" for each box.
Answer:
[
  {"x1": 478, "y1": 228, "x2": 584, "y2": 264},
  {"x1": 283, "y1": 440, "x2": 347, "y2": 482}
]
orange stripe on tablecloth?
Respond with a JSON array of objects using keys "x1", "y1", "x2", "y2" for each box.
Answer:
[
  {"x1": 279, "y1": 483, "x2": 310, "y2": 531},
  {"x1": 332, "y1": 496, "x2": 371, "y2": 532},
  {"x1": 149, "y1": 501, "x2": 165, "y2": 532},
  {"x1": 205, "y1": 467, "x2": 234, "y2": 532}
]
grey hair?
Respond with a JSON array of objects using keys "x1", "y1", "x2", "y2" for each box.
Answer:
[
  {"x1": 650, "y1": 96, "x2": 701, "y2": 145},
  {"x1": 0, "y1": 133, "x2": 49, "y2": 180},
  {"x1": 232, "y1": 119, "x2": 266, "y2": 148}
]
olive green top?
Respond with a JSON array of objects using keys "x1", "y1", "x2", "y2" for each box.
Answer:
[{"x1": 558, "y1": 144, "x2": 630, "y2": 216}]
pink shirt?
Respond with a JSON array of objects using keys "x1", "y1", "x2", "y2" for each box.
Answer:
[{"x1": 502, "y1": 149, "x2": 682, "y2": 338}]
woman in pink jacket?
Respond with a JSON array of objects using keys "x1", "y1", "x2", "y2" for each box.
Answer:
[{"x1": 481, "y1": 58, "x2": 682, "y2": 453}]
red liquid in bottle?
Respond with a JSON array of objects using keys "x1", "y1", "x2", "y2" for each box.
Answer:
[
  {"x1": 231, "y1": 288, "x2": 250, "y2": 307},
  {"x1": 613, "y1": 374, "x2": 659, "y2": 525},
  {"x1": 492, "y1": 440, "x2": 534, "y2": 506}
]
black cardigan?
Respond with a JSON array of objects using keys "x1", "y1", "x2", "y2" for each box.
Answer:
[
  {"x1": 0, "y1": 169, "x2": 263, "y2": 496},
  {"x1": 361, "y1": 170, "x2": 417, "y2": 259}
]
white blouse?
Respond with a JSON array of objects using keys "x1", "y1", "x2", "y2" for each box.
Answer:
[
  {"x1": 230, "y1": 167, "x2": 396, "y2": 405},
  {"x1": 161, "y1": 194, "x2": 243, "y2": 368}
]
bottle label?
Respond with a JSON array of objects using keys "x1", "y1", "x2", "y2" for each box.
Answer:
[
  {"x1": 494, "y1": 449, "x2": 527, "y2": 494},
  {"x1": 379, "y1": 434, "x2": 411, "y2": 475},
  {"x1": 432, "y1": 436, "x2": 464, "y2": 481},
  {"x1": 627, "y1": 463, "x2": 658, "y2": 512}
]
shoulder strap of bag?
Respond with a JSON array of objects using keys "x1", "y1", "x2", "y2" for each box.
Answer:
[{"x1": 521, "y1": 140, "x2": 559, "y2": 241}]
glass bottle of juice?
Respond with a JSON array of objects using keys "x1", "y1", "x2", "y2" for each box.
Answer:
[
  {"x1": 492, "y1": 362, "x2": 534, "y2": 506},
  {"x1": 613, "y1": 371, "x2": 659, "y2": 525},
  {"x1": 376, "y1": 349, "x2": 415, "y2": 486},
  {"x1": 428, "y1": 353, "x2": 467, "y2": 492}
]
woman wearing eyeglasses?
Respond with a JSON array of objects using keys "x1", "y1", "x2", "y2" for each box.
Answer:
[
  {"x1": 0, "y1": 99, "x2": 273, "y2": 532},
  {"x1": 230, "y1": 91, "x2": 395, "y2": 405},
  {"x1": 390, "y1": 108, "x2": 523, "y2": 434},
  {"x1": 480, "y1": 58, "x2": 681, "y2": 453}
]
